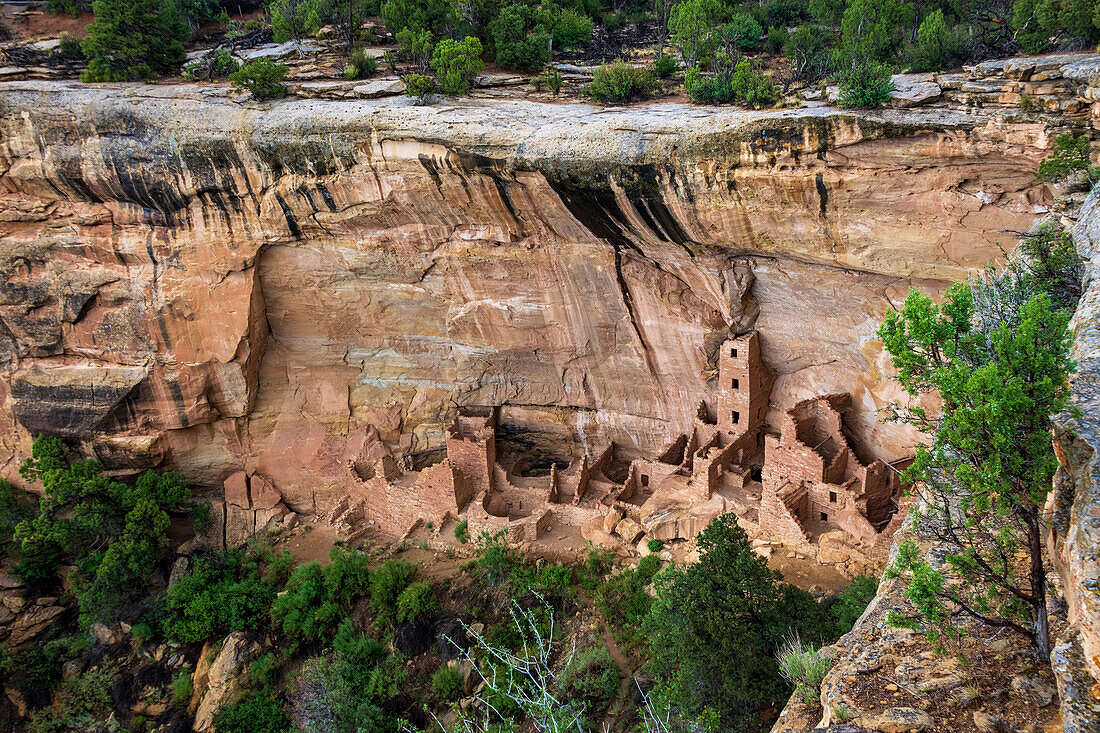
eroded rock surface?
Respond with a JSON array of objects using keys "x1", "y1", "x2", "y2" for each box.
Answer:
[{"x1": 0, "y1": 73, "x2": 1067, "y2": 516}]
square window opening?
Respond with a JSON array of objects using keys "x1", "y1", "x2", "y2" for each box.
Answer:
[
  {"x1": 829, "y1": 491, "x2": 837, "y2": 503},
  {"x1": 820, "y1": 512, "x2": 828, "y2": 522},
  {"x1": 732, "y1": 378, "x2": 739, "y2": 389}
]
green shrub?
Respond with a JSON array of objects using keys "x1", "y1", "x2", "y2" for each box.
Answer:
[
  {"x1": 370, "y1": 558, "x2": 417, "y2": 626},
  {"x1": 431, "y1": 36, "x2": 484, "y2": 94},
  {"x1": 212, "y1": 691, "x2": 291, "y2": 733},
  {"x1": 15, "y1": 437, "x2": 201, "y2": 625},
  {"x1": 685, "y1": 59, "x2": 777, "y2": 108},
  {"x1": 1038, "y1": 132, "x2": 1100, "y2": 184},
  {"x1": 396, "y1": 581, "x2": 440, "y2": 625},
  {"x1": 777, "y1": 635, "x2": 832, "y2": 704},
  {"x1": 720, "y1": 12, "x2": 764, "y2": 51},
  {"x1": 534, "y1": 68, "x2": 565, "y2": 94},
  {"x1": 80, "y1": 0, "x2": 188, "y2": 82},
  {"x1": 552, "y1": 8, "x2": 593, "y2": 51},
  {"x1": 643, "y1": 515, "x2": 835, "y2": 727},
  {"x1": 646, "y1": 538, "x2": 665, "y2": 553},
  {"x1": 183, "y1": 50, "x2": 240, "y2": 81},
  {"x1": 163, "y1": 547, "x2": 289, "y2": 643},
  {"x1": 670, "y1": 0, "x2": 722, "y2": 67},
  {"x1": 431, "y1": 664, "x2": 464, "y2": 702},
  {"x1": 837, "y1": 60, "x2": 895, "y2": 108},
  {"x1": 269, "y1": 0, "x2": 321, "y2": 44},
  {"x1": 404, "y1": 73, "x2": 436, "y2": 103},
  {"x1": 273, "y1": 546, "x2": 371, "y2": 643},
  {"x1": 560, "y1": 645, "x2": 619, "y2": 722},
  {"x1": 636, "y1": 553, "x2": 662, "y2": 581},
  {"x1": 454, "y1": 519, "x2": 469, "y2": 543},
  {"x1": 230, "y1": 58, "x2": 289, "y2": 100},
  {"x1": 829, "y1": 574, "x2": 877, "y2": 635},
  {"x1": 170, "y1": 671, "x2": 193, "y2": 707},
  {"x1": 345, "y1": 47, "x2": 378, "y2": 79},
  {"x1": 589, "y1": 61, "x2": 656, "y2": 103},
  {"x1": 652, "y1": 54, "x2": 677, "y2": 78},
  {"x1": 494, "y1": 4, "x2": 551, "y2": 70},
  {"x1": 766, "y1": 24, "x2": 789, "y2": 54}
]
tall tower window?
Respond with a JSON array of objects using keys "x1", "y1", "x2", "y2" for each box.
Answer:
[
  {"x1": 730, "y1": 347, "x2": 738, "y2": 358},
  {"x1": 732, "y1": 411, "x2": 740, "y2": 424},
  {"x1": 731, "y1": 378, "x2": 739, "y2": 390}
]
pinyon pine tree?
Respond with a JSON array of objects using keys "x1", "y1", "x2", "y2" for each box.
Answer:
[{"x1": 879, "y1": 275, "x2": 1075, "y2": 655}]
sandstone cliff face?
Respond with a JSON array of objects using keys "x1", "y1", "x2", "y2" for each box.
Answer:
[{"x1": 0, "y1": 81, "x2": 1054, "y2": 512}]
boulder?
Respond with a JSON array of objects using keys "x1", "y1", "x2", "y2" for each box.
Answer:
[
  {"x1": 603, "y1": 507, "x2": 624, "y2": 534},
  {"x1": 353, "y1": 79, "x2": 406, "y2": 99},
  {"x1": 1010, "y1": 674, "x2": 1057, "y2": 707},
  {"x1": 193, "y1": 632, "x2": 262, "y2": 731},
  {"x1": 224, "y1": 471, "x2": 250, "y2": 509},
  {"x1": 889, "y1": 74, "x2": 942, "y2": 108},
  {"x1": 615, "y1": 517, "x2": 645, "y2": 544},
  {"x1": 10, "y1": 603, "x2": 65, "y2": 646},
  {"x1": 250, "y1": 474, "x2": 282, "y2": 510}
]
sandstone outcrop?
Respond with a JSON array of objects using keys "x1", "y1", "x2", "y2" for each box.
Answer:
[{"x1": 0, "y1": 56, "x2": 1075, "y2": 515}]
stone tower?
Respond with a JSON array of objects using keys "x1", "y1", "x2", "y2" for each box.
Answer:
[{"x1": 717, "y1": 331, "x2": 772, "y2": 441}]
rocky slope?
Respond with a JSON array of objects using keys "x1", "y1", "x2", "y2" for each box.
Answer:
[{"x1": 0, "y1": 76, "x2": 1065, "y2": 516}]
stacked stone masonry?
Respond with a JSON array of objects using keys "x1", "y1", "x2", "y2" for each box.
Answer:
[{"x1": 329, "y1": 330, "x2": 909, "y2": 571}]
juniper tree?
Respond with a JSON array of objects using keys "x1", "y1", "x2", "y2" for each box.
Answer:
[{"x1": 879, "y1": 279, "x2": 1075, "y2": 655}]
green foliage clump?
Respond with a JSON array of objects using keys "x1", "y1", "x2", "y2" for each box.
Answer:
[
  {"x1": 669, "y1": 0, "x2": 721, "y2": 67},
  {"x1": 395, "y1": 581, "x2": 440, "y2": 625},
  {"x1": 589, "y1": 61, "x2": 656, "y2": 103},
  {"x1": 270, "y1": 0, "x2": 321, "y2": 44},
  {"x1": 493, "y1": 4, "x2": 551, "y2": 70},
  {"x1": 1015, "y1": 222, "x2": 1084, "y2": 312},
  {"x1": 370, "y1": 558, "x2": 418, "y2": 626},
  {"x1": 431, "y1": 664, "x2": 464, "y2": 702},
  {"x1": 315, "y1": 0, "x2": 377, "y2": 51},
  {"x1": 230, "y1": 58, "x2": 289, "y2": 100},
  {"x1": 294, "y1": 618, "x2": 406, "y2": 733},
  {"x1": 776, "y1": 635, "x2": 831, "y2": 704},
  {"x1": 1038, "y1": 132, "x2": 1100, "y2": 185},
  {"x1": 170, "y1": 671, "x2": 193, "y2": 707},
  {"x1": 273, "y1": 546, "x2": 371, "y2": 643},
  {"x1": 785, "y1": 23, "x2": 831, "y2": 81},
  {"x1": 212, "y1": 690, "x2": 291, "y2": 733},
  {"x1": 404, "y1": 73, "x2": 436, "y2": 103},
  {"x1": 467, "y1": 530, "x2": 574, "y2": 598},
  {"x1": 560, "y1": 645, "x2": 619, "y2": 723},
  {"x1": 720, "y1": 12, "x2": 764, "y2": 52},
  {"x1": 552, "y1": 8, "x2": 594, "y2": 51},
  {"x1": 80, "y1": 0, "x2": 188, "y2": 82},
  {"x1": 643, "y1": 514, "x2": 833, "y2": 730},
  {"x1": 829, "y1": 574, "x2": 877, "y2": 635},
  {"x1": 431, "y1": 36, "x2": 485, "y2": 94},
  {"x1": 913, "y1": 9, "x2": 951, "y2": 71},
  {"x1": 15, "y1": 436, "x2": 201, "y2": 625},
  {"x1": 837, "y1": 60, "x2": 895, "y2": 108},
  {"x1": 685, "y1": 59, "x2": 777, "y2": 108},
  {"x1": 879, "y1": 271, "x2": 1076, "y2": 655},
  {"x1": 454, "y1": 518, "x2": 469, "y2": 543},
  {"x1": 48, "y1": 0, "x2": 92, "y2": 18},
  {"x1": 652, "y1": 54, "x2": 677, "y2": 78},
  {"x1": 183, "y1": 50, "x2": 240, "y2": 80},
  {"x1": 534, "y1": 68, "x2": 565, "y2": 94},
  {"x1": 163, "y1": 544, "x2": 292, "y2": 643},
  {"x1": 1012, "y1": 0, "x2": 1100, "y2": 54},
  {"x1": 344, "y1": 47, "x2": 378, "y2": 79},
  {"x1": 594, "y1": 558, "x2": 661, "y2": 648},
  {"x1": 838, "y1": 0, "x2": 913, "y2": 62}
]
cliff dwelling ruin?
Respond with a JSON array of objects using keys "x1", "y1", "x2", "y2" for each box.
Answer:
[{"x1": 310, "y1": 330, "x2": 910, "y2": 573}]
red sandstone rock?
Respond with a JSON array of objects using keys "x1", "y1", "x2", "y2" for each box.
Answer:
[
  {"x1": 249, "y1": 474, "x2": 282, "y2": 510},
  {"x1": 223, "y1": 472, "x2": 250, "y2": 509}
]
